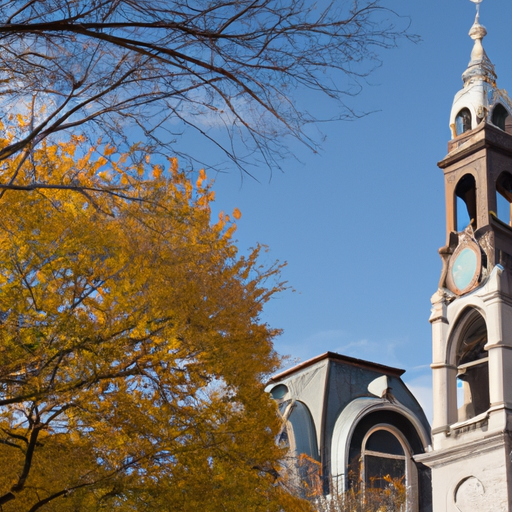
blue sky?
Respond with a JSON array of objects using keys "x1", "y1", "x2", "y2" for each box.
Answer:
[{"x1": 203, "y1": 1, "x2": 512, "y2": 421}]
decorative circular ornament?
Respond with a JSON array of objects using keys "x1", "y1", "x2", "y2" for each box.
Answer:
[{"x1": 446, "y1": 241, "x2": 482, "y2": 295}]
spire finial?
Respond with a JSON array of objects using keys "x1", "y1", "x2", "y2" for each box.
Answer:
[
  {"x1": 462, "y1": 0, "x2": 496, "y2": 86},
  {"x1": 470, "y1": 0, "x2": 483, "y2": 18}
]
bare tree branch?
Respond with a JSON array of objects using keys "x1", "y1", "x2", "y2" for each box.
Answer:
[{"x1": 0, "y1": 0, "x2": 415, "y2": 182}]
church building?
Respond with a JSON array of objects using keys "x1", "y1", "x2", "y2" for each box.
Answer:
[{"x1": 267, "y1": 2, "x2": 512, "y2": 510}]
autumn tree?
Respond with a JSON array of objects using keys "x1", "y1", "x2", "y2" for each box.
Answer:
[
  {"x1": 0, "y1": 0, "x2": 414, "y2": 177},
  {"x1": 0, "y1": 132, "x2": 311, "y2": 511}
]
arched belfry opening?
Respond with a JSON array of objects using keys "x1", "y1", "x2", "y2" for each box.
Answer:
[
  {"x1": 453, "y1": 309, "x2": 489, "y2": 422},
  {"x1": 455, "y1": 108, "x2": 472, "y2": 136},
  {"x1": 491, "y1": 103, "x2": 510, "y2": 131},
  {"x1": 455, "y1": 174, "x2": 477, "y2": 231},
  {"x1": 496, "y1": 171, "x2": 512, "y2": 226}
]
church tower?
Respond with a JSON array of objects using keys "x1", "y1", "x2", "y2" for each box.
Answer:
[{"x1": 418, "y1": 2, "x2": 512, "y2": 510}]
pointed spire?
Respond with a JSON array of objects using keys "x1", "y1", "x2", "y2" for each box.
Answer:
[
  {"x1": 462, "y1": 0, "x2": 496, "y2": 85},
  {"x1": 449, "y1": 0, "x2": 512, "y2": 139}
]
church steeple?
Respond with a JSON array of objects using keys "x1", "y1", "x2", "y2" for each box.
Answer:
[
  {"x1": 418, "y1": 3, "x2": 512, "y2": 510},
  {"x1": 439, "y1": 2, "x2": 512, "y2": 269}
]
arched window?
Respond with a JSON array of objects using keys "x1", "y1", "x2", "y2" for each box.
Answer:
[
  {"x1": 492, "y1": 103, "x2": 509, "y2": 131},
  {"x1": 496, "y1": 172, "x2": 512, "y2": 226},
  {"x1": 456, "y1": 108, "x2": 472, "y2": 136},
  {"x1": 344, "y1": 410, "x2": 429, "y2": 512},
  {"x1": 280, "y1": 401, "x2": 321, "y2": 498},
  {"x1": 455, "y1": 311, "x2": 489, "y2": 422},
  {"x1": 362, "y1": 428, "x2": 406, "y2": 491},
  {"x1": 286, "y1": 401, "x2": 319, "y2": 460},
  {"x1": 455, "y1": 174, "x2": 477, "y2": 231}
]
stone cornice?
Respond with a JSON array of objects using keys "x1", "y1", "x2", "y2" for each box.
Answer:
[{"x1": 415, "y1": 430, "x2": 507, "y2": 468}]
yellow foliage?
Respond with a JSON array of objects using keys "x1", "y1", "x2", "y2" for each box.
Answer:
[
  {"x1": 197, "y1": 168, "x2": 207, "y2": 188},
  {"x1": 152, "y1": 164, "x2": 163, "y2": 179},
  {"x1": 104, "y1": 143, "x2": 117, "y2": 156},
  {"x1": 0, "y1": 134, "x2": 305, "y2": 512}
]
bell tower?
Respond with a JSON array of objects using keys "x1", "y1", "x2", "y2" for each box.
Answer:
[{"x1": 418, "y1": 2, "x2": 512, "y2": 511}]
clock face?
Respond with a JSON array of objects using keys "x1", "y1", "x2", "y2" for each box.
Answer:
[
  {"x1": 452, "y1": 248, "x2": 477, "y2": 290},
  {"x1": 447, "y1": 242, "x2": 481, "y2": 295}
]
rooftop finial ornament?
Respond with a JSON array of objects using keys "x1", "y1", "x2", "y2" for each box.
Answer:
[
  {"x1": 462, "y1": 0, "x2": 495, "y2": 86},
  {"x1": 470, "y1": 0, "x2": 483, "y2": 18}
]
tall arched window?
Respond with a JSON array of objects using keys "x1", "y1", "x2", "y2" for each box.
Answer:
[
  {"x1": 285, "y1": 401, "x2": 319, "y2": 460},
  {"x1": 455, "y1": 174, "x2": 477, "y2": 231},
  {"x1": 455, "y1": 311, "x2": 489, "y2": 422},
  {"x1": 456, "y1": 108, "x2": 472, "y2": 136},
  {"x1": 283, "y1": 401, "x2": 321, "y2": 498},
  {"x1": 496, "y1": 172, "x2": 512, "y2": 226},
  {"x1": 362, "y1": 427, "x2": 406, "y2": 490}
]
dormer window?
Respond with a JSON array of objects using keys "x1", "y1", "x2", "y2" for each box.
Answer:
[
  {"x1": 456, "y1": 108, "x2": 472, "y2": 136},
  {"x1": 491, "y1": 103, "x2": 510, "y2": 132}
]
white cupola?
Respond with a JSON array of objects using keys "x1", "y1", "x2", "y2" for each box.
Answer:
[{"x1": 449, "y1": 2, "x2": 512, "y2": 138}]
